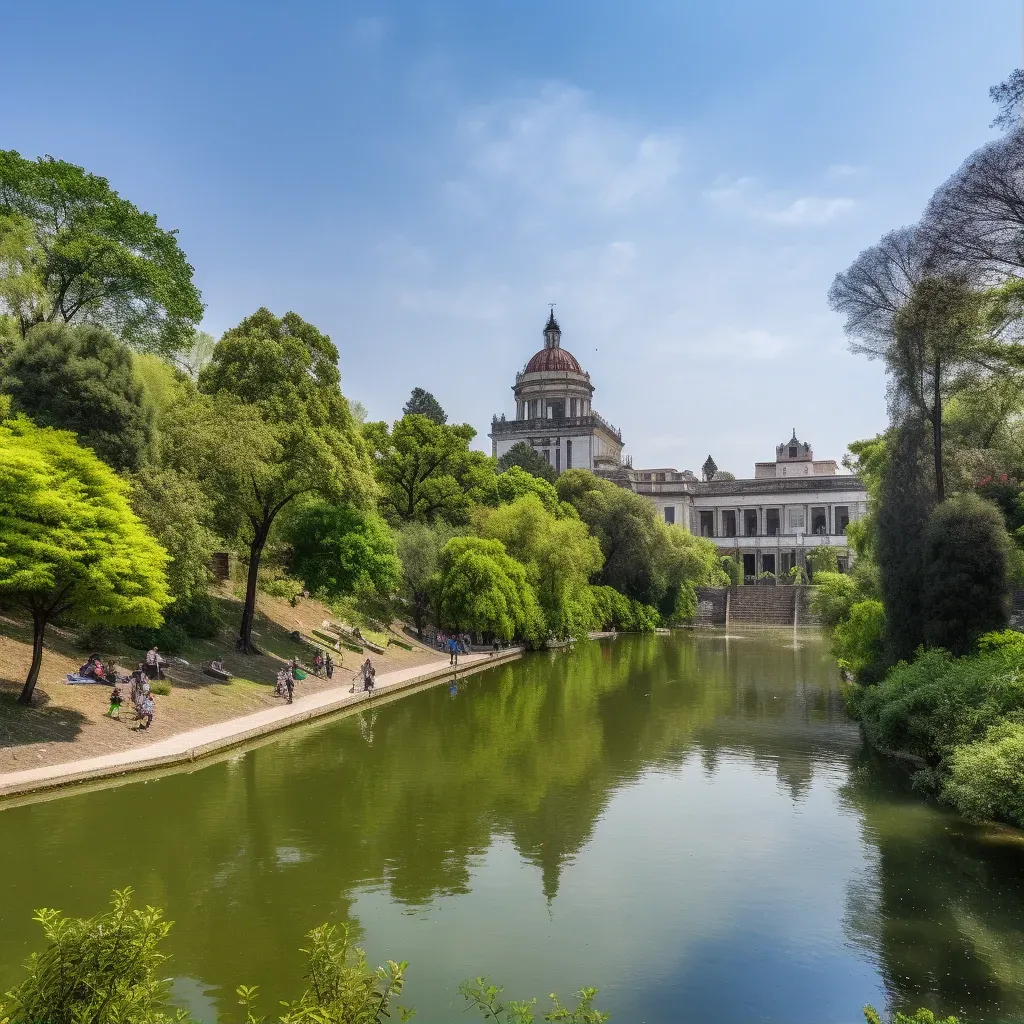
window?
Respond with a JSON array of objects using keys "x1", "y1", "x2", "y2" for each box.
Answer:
[
  {"x1": 789, "y1": 445, "x2": 798, "y2": 458},
  {"x1": 555, "y1": 447, "x2": 561, "y2": 473},
  {"x1": 811, "y1": 507, "x2": 827, "y2": 534},
  {"x1": 665, "y1": 506, "x2": 676, "y2": 525},
  {"x1": 566, "y1": 439, "x2": 572, "y2": 469},
  {"x1": 656, "y1": 472, "x2": 666, "y2": 482},
  {"x1": 762, "y1": 554, "x2": 776, "y2": 576},
  {"x1": 835, "y1": 506, "x2": 849, "y2": 533},
  {"x1": 789, "y1": 509, "x2": 804, "y2": 529},
  {"x1": 766, "y1": 509, "x2": 780, "y2": 536},
  {"x1": 543, "y1": 449, "x2": 550, "y2": 464},
  {"x1": 744, "y1": 509, "x2": 758, "y2": 536},
  {"x1": 699, "y1": 510, "x2": 714, "y2": 536},
  {"x1": 722, "y1": 510, "x2": 737, "y2": 537}
]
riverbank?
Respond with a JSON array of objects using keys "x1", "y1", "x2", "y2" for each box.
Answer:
[{"x1": 0, "y1": 645, "x2": 522, "y2": 800}]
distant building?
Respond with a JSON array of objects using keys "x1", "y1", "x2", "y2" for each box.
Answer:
[
  {"x1": 603, "y1": 430, "x2": 868, "y2": 581},
  {"x1": 489, "y1": 310, "x2": 625, "y2": 474}
]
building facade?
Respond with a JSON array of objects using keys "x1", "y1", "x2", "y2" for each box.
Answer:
[
  {"x1": 489, "y1": 310, "x2": 626, "y2": 474},
  {"x1": 602, "y1": 431, "x2": 868, "y2": 581}
]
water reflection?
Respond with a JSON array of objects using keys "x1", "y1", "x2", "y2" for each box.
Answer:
[{"x1": 0, "y1": 633, "x2": 1021, "y2": 1022}]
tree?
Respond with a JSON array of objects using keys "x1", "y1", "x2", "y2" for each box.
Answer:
[
  {"x1": 0, "y1": 151, "x2": 203, "y2": 353},
  {"x1": 402, "y1": 387, "x2": 447, "y2": 425},
  {"x1": 921, "y1": 493, "x2": 1010, "y2": 655},
  {"x1": 0, "y1": 413, "x2": 170, "y2": 703},
  {"x1": 493, "y1": 465, "x2": 563, "y2": 514},
  {"x1": 366, "y1": 414, "x2": 496, "y2": 526},
  {"x1": 197, "y1": 308, "x2": 374, "y2": 652},
  {"x1": 1, "y1": 322, "x2": 155, "y2": 472},
  {"x1": 395, "y1": 522, "x2": 455, "y2": 638},
  {"x1": 437, "y1": 537, "x2": 542, "y2": 642},
  {"x1": 173, "y1": 329, "x2": 216, "y2": 380},
  {"x1": 475, "y1": 493, "x2": 603, "y2": 637},
  {"x1": 285, "y1": 499, "x2": 401, "y2": 604},
  {"x1": 496, "y1": 441, "x2": 557, "y2": 482}
]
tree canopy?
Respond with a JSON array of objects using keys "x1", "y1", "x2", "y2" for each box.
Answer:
[
  {"x1": 0, "y1": 413, "x2": 170, "y2": 702},
  {"x1": 2, "y1": 322, "x2": 154, "y2": 472},
  {"x1": 0, "y1": 150, "x2": 203, "y2": 354},
  {"x1": 196, "y1": 308, "x2": 374, "y2": 650},
  {"x1": 496, "y1": 441, "x2": 557, "y2": 482},
  {"x1": 366, "y1": 414, "x2": 496, "y2": 526},
  {"x1": 403, "y1": 387, "x2": 447, "y2": 425}
]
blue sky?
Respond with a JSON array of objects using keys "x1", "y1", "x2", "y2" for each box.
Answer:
[{"x1": 2, "y1": 1, "x2": 1021, "y2": 472}]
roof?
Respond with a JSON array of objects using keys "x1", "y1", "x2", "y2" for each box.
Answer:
[{"x1": 524, "y1": 347, "x2": 584, "y2": 373}]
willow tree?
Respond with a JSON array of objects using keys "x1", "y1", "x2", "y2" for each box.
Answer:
[
  {"x1": 0, "y1": 411, "x2": 170, "y2": 703},
  {"x1": 197, "y1": 308, "x2": 373, "y2": 653}
]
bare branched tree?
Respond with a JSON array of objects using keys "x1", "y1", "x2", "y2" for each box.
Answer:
[{"x1": 991, "y1": 68, "x2": 1024, "y2": 131}]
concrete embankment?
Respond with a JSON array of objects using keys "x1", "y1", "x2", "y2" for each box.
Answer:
[{"x1": 0, "y1": 647, "x2": 523, "y2": 803}]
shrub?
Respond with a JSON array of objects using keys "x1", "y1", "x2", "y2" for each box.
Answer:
[
  {"x1": 806, "y1": 545, "x2": 839, "y2": 578},
  {"x1": 921, "y1": 493, "x2": 1011, "y2": 655},
  {"x1": 943, "y1": 720, "x2": 1024, "y2": 827},
  {"x1": 150, "y1": 681, "x2": 171, "y2": 696},
  {"x1": 810, "y1": 572, "x2": 857, "y2": 630},
  {"x1": 831, "y1": 599, "x2": 885, "y2": 680},
  {"x1": 720, "y1": 555, "x2": 742, "y2": 587}
]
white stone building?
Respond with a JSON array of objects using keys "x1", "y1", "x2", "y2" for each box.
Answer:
[
  {"x1": 489, "y1": 310, "x2": 625, "y2": 473},
  {"x1": 604, "y1": 431, "x2": 868, "y2": 581}
]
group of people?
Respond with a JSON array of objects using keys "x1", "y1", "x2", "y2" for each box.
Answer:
[
  {"x1": 105, "y1": 663, "x2": 157, "y2": 729},
  {"x1": 311, "y1": 649, "x2": 335, "y2": 678},
  {"x1": 274, "y1": 658, "x2": 306, "y2": 704},
  {"x1": 435, "y1": 631, "x2": 471, "y2": 658}
]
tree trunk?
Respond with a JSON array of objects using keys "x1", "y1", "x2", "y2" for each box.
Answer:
[
  {"x1": 933, "y1": 359, "x2": 944, "y2": 504},
  {"x1": 238, "y1": 524, "x2": 270, "y2": 654},
  {"x1": 18, "y1": 610, "x2": 48, "y2": 705}
]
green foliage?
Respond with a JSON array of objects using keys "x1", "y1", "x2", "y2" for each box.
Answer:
[
  {"x1": 497, "y1": 441, "x2": 557, "y2": 483},
  {"x1": 196, "y1": 308, "x2": 374, "y2": 650},
  {"x1": 237, "y1": 924, "x2": 412, "y2": 1024},
  {"x1": 831, "y1": 599, "x2": 886, "y2": 679},
  {"x1": 0, "y1": 415, "x2": 170, "y2": 701},
  {"x1": 395, "y1": 521, "x2": 454, "y2": 637},
  {"x1": 367, "y1": 414, "x2": 496, "y2": 525},
  {"x1": 720, "y1": 555, "x2": 742, "y2": 587},
  {"x1": 493, "y1": 466, "x2": 564, "y2": 515},
  {"x1": 806, "y1": 545, "x2": 839, "y2": 577},
  {"x1": 475, "y1": 493, "x2": 603, "y2": 638},
  {"x1": 402, "y1": 386, "x2": 447, "y2": 425},
  {"x1": 2, "y1": 322, "x2": 155, "y2": 471},
  {"x1": 1, "y1": 888, "x2": 189, "y2": 1024},
  {"x1": 284, "y1": 499, "x2": 401, "y2": 603},
  {"x1": 589, "y1": 585, "x2": 660, "y2": 632},
  {"x1": 810, "y1": 572, "x2": 858, "y2": 631},
  {"x1": 0, "y1": 150, "x2": 203, "y2": 354},
  {"x1": 459, "y1": 978, "x2": 608, "y2": 1023},
  {"x1": 921, "y1": 492, "x2": 1011, "y2": 655},
  {"x1": 437, "y1": 536, "x2": 542, "y2": 642},
  {"x1": 863, "y1": 1007, "x2": 959, "y2": 1024},
  {"x1": 944, "y1": 720, "x2": 1024, "y2": 826}
]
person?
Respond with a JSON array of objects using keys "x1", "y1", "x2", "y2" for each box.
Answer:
[
  {"x1": 361, "y1": 657, "x2": 375, "y2": 692},
  {"x1": 274, "y1": 669, "x2": 287, "y2": 698},
  {"x1": 211, "y1": 658, "x2": 224, "y2": 673},
  {"x1": 313, "y1": 650, "x2": 324, "y2": 676},
  {"x1": 325, "y1": 653, "x2": 334, "y2": 680},
  {"x1": 106, "y1": 683, "x2": 123, "y2": 719},
  {"x1": 146, "y1": 646, "x2": 164, "y2": 680},
  {"x1": 78, "y1": 654, "x2": 101, "y2": 681},
  {"x1": 285, "y1": 668, "x2": 295, "y2": 704},
  {"x1": 138, "y1": 692, "x2": 154, "y2": 729},
  {"x1": 448, "y1": 635, "x2": 459, "y2": 667}
]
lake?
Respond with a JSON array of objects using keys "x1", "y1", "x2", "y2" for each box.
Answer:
[{"x1": 2, "y1": 632, "x2": 1023, "y2": 1023}]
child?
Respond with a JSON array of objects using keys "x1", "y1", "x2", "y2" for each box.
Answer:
[{"x1": 106, "y1": 684, "x2": 123, "y2": 719}]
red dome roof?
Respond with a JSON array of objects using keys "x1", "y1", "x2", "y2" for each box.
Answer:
[{"x1": 524, "y1": 347, "x2": 583, "y2": 374}]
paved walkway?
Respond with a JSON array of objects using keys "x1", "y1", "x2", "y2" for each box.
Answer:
[{"x1": 0, "y1": 648, "x2": 521, "y2": 800}]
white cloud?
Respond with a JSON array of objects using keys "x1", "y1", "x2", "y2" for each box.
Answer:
[
  {"x1": 705, "y1": 176, "x2": 856, "y2": 226},
  {"x1": 456, "y1": 83, "x2": 681, "y2": 213}
]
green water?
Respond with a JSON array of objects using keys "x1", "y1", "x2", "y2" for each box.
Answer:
[{"x1": 2, "y1": 632, "x2": 1024, "y2": 1023}]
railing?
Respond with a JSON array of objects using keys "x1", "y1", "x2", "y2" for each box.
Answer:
[{"x1": 490, "y1": 413, "x2": 623, "y2": 440}]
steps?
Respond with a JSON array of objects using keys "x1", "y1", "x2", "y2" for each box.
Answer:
[{"x1": 727, "y1": 586, "x2": 796, "y2": 626}]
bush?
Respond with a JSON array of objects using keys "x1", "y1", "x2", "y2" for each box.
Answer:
[
  {"x1": 589, "y1": 586, "x2": 659, "y2": 632},
  {"x1": 811, "y1": 572, "x2": 857, "y2": 629},
  {"x1": 921, "y1": 493, "x2": 1011, "y2": 655},
  {"x1": 943, "y1": 720, "x2": 1024, "y2": 826},
  {"x1": 720, "y1": 555, "x2": 742, "y2": 588},
  {"x1": 831, "y1": 599, "x2": 885, "y2": 680},
  {"x1": 150, "y1": 681, "x2": 171, "y2": 696},
  {"x1": 806, "y1": 545, "x2": 839, "y2": 578}
]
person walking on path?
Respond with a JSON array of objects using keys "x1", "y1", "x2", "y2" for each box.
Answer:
[
  {"x1": 285, "y1": 668, "x2": 295, "y2": 704},
  {"x1": 361, "y1": 657, "x2": 375, "y2": 692},
  {"x1": 137, "y1": 693, "x2": 154, "y2": 729},
  {"x1": 325, "y1": 653, "x2": 334, "y2": 680},
  {"x1": 448, "y1": 636, "x2": 459, "y2": 667}
]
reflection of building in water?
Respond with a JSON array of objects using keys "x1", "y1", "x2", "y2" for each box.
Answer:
[
  {"x1": 489, "y1": 310, "x2": 625, "y2": 473},
  {"x1": 603, "y1": 428, "x2": 869, "y2": 581}
]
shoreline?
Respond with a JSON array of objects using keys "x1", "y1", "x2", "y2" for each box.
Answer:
[{"x1": 0, "y1": 647, "x2": 523, "y2": 804}]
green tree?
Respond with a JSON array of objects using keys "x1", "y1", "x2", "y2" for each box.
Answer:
[
  {"x1": 493, "y1": 466, "x2": 564, "y2": 514},
  {"x1": 496, "y1": 441, "x2": 557, "y2": 482},
  {"x1": 831, "y1": 599, "x2": 886, "y2": 679},
  {"x1": 197, "y1": 308, "x2": 374, "y2": 652},
  {"x1": 284, "y1": 499, "x2": 401, "y2": 604},
  {"x1": 437, "y1": 536, "x2": 542, "y2": 642},
  {"x1": 475, "y1": 493, "x2": 603, "y2": 637},
  {"x1": 0, "y1": 413, "x2": 170, "y2": 703},
  {"x1": 921, "y1": 492, "x2": 1010, "y2": 655},
  {"x1": 367, "y1": 414, "x2": 496, "y2": 526},
  {"x1": 395, "y1": 522, "x2": 453, "y2": 638},
  {"x1": 2, "y1": 322, "x2": 155, "y2": 471},
  {"x1": 402, "y1": 387, "x2": 447, "y2": 424},
  {"x1": 806, "y1": 545, "x2": 840, "y2": 578},
  {"x1": 0, "y1": 151, "x2": 203, "y2": 353}
]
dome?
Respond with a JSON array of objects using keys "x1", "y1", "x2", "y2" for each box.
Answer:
[{"x1": 524, "y1": 347, "x2": 584, "y2": 374}]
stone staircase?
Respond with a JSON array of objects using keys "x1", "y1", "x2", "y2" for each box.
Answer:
[{"x1": 728, "y1": 586, "x2": 798, "y2": 626}]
